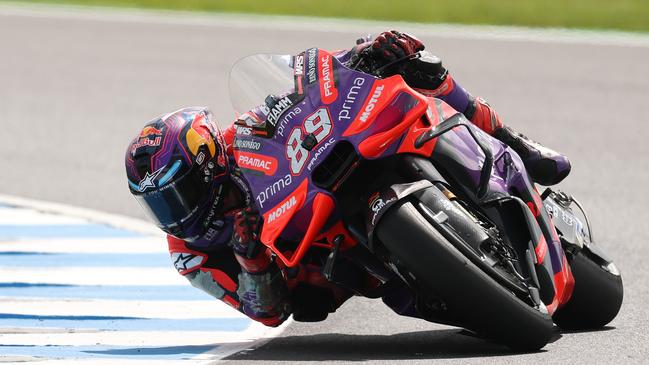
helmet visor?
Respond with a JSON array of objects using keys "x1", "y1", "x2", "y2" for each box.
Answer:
[{"x1": 133, "y1": 165, "x2": 211, "y2": 230}]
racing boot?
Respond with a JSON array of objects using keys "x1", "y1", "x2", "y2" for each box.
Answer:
[
  {"x1": 493, "y1": 126, "x2": 571, "y2": 186},
  {"x1": 466, "y1": 96, "x2": 571, "y2": 186}
]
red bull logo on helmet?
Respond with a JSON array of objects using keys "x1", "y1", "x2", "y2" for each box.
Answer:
[
  {"x1": 139, "y1": 126, "x2": 163, "y2": 138},
  {"x1": 131, "y1": 125, "x2": 164, "y2": 155}
]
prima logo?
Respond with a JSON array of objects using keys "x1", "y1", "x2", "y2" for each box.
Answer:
[
  {"x1": 256, "y1": 174, "x2": 292, "y2": 208},
  {"x1": 276, "y1": 106, "x2": 302, "y2": 137},
  {"x1": 338, "y1": 77, "x2": 365, "y2": 121}
]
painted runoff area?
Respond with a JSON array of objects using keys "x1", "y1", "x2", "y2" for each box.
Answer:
[{"x1": 0, "y1": 195, "x2": 285, "y2": 363}]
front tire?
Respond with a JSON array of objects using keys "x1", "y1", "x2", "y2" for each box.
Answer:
[
  {"x1": 376, "y1": 200, "x2": 553, "y2": 351},
  {"x1": 553, "y1": 250, "x2": 623, "y2": 330}
]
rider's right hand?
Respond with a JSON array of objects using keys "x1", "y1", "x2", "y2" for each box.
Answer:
[{"x1": 370, "y1": 30, "x2": 425, "y2": 63}]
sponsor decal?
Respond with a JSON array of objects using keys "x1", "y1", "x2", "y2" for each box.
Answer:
[
  {"x1": 233, "y1": 138, "x2": 262, "y2": 151},
  {"x1": 360, "y1": 84, "x2": 385, "y2": 123},
  {"x1": 286, "y1": 107, "x2": 333, "y2": 175},
  {"x1": 267, "y1": 196, "x2": 297, "y2": 223},
  {"x1": 266, "y1": 96, "x2": 294, "y2": 127},
  {"x1": 369, "y1": 192, "x2": 397, "y2": 225},
  {"x1": 338, "y1": 77, "x2": 365, "y2": 121},
  {"x1": 276, "y1": 106, "x2": 302, "y2": 138},
  {"x1": 256, "y1": 174, "x2": 292, "y2": 208},
  {"x1": 171, "y1": 252, "x2": 204, "y2": 273},
  {"x1": 318, "y1": 53, "x2": 338, "y2": 104},
  {"x1": 307, "y1": 48, "x2": 318, "y2": 84},
  {"x1": 131, "y1": 126, "x2": 163, "y2": 155},
  {"x1": 130, "y1": 136, "x2": 162, "y2": 155},
  {"x1": 236, "y1": 125, "x2": 252, "y2": 136},
  {"x1": 545, "y1": 202, "x2": 574, "y2": 226},
  {"x1": 196, "y1": 151, "x2": 205, "y2": 164},
  {"x1": 236, "y1": 151, "x2": 278, "y2": 176},
  {"x1": 202, "y1": 185, "x2": 225, "y2": 227},
  {"x1": 307, "y1": 137, "x2": 335, "y2": 171},
  {"x1": 203, "y1": 225, "x2": 225, "y2": 242},
  {"x1": 139, "y1": 126, "x2": 163, "y2": 138},
  {"x1": 294, "y1": 54, "x2": 304, "y2": 76},
  {"x1": 137, "y1": 166, "x2": 164, "y2": 192}
]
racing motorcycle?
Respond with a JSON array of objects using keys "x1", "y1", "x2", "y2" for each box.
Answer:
[{"x1": 227, "y1": 48, "x2": 623, "y2": 350}]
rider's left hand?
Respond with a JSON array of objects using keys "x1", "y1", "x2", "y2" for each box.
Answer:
[{"x1": 232, "y1": 207, "x2": 262, "y2": 258}]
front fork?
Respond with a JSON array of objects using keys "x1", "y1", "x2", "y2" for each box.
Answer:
[{"x1": 499, "y1": 159, "x2": 576, "y2": 315}]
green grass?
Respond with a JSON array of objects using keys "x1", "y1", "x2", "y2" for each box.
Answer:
[{"x1": 11, "y1": 0, "x2": 649, "y2": 33}]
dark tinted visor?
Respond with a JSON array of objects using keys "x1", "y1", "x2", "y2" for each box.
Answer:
[{"x1": 133, "y1": 166, "x2": 210, "y2": 229}]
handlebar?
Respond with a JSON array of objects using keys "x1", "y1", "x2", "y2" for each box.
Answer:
[{"x1": 350, "y1": 49, "x2": 422, "y2": 78}]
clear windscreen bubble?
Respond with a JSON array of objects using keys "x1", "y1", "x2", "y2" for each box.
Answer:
[{"x1": 228, "y1": 54, "x2": 295, "y2": 116}]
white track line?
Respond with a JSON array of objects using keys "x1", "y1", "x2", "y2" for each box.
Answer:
[
  {"x1": 0, "y1": 207, "x2": 88, "y2": 226},
  {"x1": 1, "y1": 1, "x2": 649, "y2": 48},
  {"x1": 0, "y1": 327, "x2": 270, "y2": 347},
  {"x1": 0, "y1": 194, "x2": 293, "y2": 363},
  {"x1": 0, "y1": 299, "x2": 246, "y2": 319},
  {"x1": 0, "y1": 358, "x2": 195, "y2": 365},
  {"x1": 0, "y1": 267, "x2": 187, "y2": 286},
  {"x1": 0, "y1": 237, "x2": 167, "y2": 254},
  {"x1": 0, "y1": 194, "x2": 162, "y2": 236}
]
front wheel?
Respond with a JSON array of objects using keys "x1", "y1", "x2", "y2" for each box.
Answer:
[
  {"x1": 553, "y1": 249, "x2": 623, "y2": 330},
  {"x1": 376, "y1": 199, "x2": 553, "y2": 351}
]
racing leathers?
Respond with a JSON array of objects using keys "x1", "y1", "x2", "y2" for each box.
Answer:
[
  {"x1": 167, "y1": 171, "x2": 291, "y2": 327},
  {"x1": 168, "y1": 31, "x2": 572, "y2": 327}
]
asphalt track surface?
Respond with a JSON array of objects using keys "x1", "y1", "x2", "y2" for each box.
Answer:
[{"x1": 1, "y1": 4, "x2": 649, "y2": 364}]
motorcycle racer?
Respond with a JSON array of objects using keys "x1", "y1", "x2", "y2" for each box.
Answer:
[{"x1": 125, "y1": 31, "x2": 572, "y2": 327}]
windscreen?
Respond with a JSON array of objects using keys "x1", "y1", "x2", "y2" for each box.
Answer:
[{"x1": 228, "y1": 53, "x2": 296, "y2": 116}]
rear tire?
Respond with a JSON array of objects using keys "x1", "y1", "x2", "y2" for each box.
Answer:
[
  {"x1": 553, "y1": 250, "x2": 623, "y2": 330},
  {"x1": 376, "y1": 200, "x2": 553, "y2": 351}
]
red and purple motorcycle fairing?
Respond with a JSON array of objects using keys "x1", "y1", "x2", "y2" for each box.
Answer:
[{"x1": 231, "y1": 49, "x2": 573, "y2": 317}]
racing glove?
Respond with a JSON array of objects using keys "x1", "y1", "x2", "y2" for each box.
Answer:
[
  {"x1": 370, "y1": 30, "x2": 425, "y2": 63},
  {"x1": 232, "y1": 207, "x2": 267, "y2": 272},
  {"x1": 231, "y1": 207, "x2": 292, "y2": 326}
]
